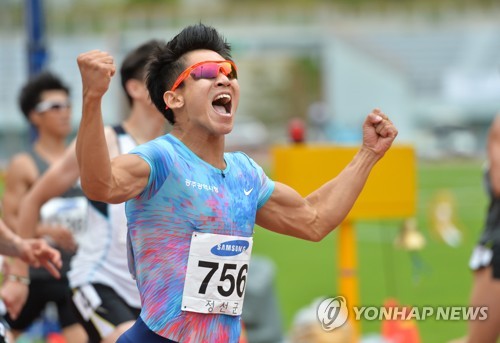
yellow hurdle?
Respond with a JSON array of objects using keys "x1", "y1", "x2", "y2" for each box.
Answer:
[{"x1": 272, "y1": 144, "x2": 417, "y2": 342}]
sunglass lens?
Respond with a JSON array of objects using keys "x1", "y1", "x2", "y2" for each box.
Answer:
[
  {"x1": 220, "y1": 62, "x2": 237, "y2": 79},
  {"x1": 36, "y1": 101, "x2": 70, "y2": 112},
  {"x1": 191, "y1": 63, "x2": 220, "y2": 80},
  {"x1": 190, "y1": 62, "x2": 237, "y2": 80}
]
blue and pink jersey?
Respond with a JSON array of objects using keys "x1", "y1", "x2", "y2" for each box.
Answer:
[{"x1": 125, "y1": 134, "x2": 274, "y2": 342}]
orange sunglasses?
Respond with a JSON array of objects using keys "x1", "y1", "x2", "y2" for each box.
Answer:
[{"x1": 169, "y1": 60, "x2": 238, "y2": 93}]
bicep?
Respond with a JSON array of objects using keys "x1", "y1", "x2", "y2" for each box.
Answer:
[
  {"x1": 256, "y1": 182, "x2": 317, "y2": 240},
  {"x1": 108, "y1": 154, "x2": 151, "y2": 203}
]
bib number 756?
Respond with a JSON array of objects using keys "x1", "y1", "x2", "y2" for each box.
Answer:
[
  {"x1": 181, "y1": 232, "x2": 253, "y2": 316},
  {"x1": 198, "y1": 261, "x2": 248, "y2": 297}
]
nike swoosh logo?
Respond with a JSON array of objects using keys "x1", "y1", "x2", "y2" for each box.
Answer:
[{"x1": 244, "y1": 188, "x2": 253, "y2": 196}]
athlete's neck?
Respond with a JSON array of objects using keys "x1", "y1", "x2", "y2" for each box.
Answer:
[
  {"x1": 33, "y1": 133, "x2": 67, "y2": 164},
  {"x1": 123, "y1": 104, "x2": 166, "y2": 145},
  {"x1": 170, "y1": 128, "x2": 226, "y2": 170}
]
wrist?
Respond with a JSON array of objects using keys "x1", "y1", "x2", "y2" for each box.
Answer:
[
  {"x1": 82, "y1": 90, "x2": 104, "y2": 104},
  {"x1": 357, "y1": 146, "x2": 382, "y2": 165},
  {"x1": 12, "y1": 234, "x2": 25, "y2": 256},
  {"x1": 5, "y1": 274, "x2": 30, "y2": 286},
  {"x1": 8, "y1": 257, "x2": 30, "y2": 275}
]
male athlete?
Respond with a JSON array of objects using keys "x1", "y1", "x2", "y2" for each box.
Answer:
[{"x1": 75, "y1": 24, "x2": 398, "y2": 342}]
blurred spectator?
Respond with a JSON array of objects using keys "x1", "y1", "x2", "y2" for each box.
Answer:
[{"x1": 289, "y1": 297, "x2": 353, "y2": 343}]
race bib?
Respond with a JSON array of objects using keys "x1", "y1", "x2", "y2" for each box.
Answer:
[
  {"x1": 182, "y1": 232, "x2": 253, "y2": 316},
  {"x1": 41, "y1": 196, "x2": 88, "y2": 243}
]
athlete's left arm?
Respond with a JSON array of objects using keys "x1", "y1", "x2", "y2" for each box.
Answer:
[{"x1": 255, "y1": 110, "x2": 398, "y2": 241}]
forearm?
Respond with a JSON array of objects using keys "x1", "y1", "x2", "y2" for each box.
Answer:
[
  {"x1": 16, "y1": 196, "x2": 44, "y2": 240},
  {"x1": 258, "y1": 147, "x2": 381, "y2": 242},
  {"x1": 0, "y1": 221, "x2": 29, "y2": 277},
  {"x1": 0, "y1": 220, "x2": 23, "y2": 257},
  {"x1": 2, "y1": 198, "x2": 21, "y2": 235},
  {"x1": 76, "y1": 96, "x2": 113, "y2": 201},
  {"x1": 305, "y1": 147, "x2": 380, "y2": 238},
  {"x1": 259, "y1": 110, "x2": 396, "y2": 241}
]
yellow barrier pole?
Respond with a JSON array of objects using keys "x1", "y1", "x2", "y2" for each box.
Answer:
[{"x1": 339, "y1": 220, "x2": 360, "y2": 342}]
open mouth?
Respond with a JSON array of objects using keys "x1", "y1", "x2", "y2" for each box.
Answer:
[{"x1": 212, "y1": 93, "x2": 232, "y2": 116}]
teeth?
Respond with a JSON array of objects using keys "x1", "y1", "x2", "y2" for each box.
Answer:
[{"x1": 214, "y1": 94, "x2": 231, "y2": 101}]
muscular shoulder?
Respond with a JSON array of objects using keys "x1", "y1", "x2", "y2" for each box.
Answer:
[
  {"x1": 132, "y1": 135, "x2": 171, "y2": 158},
  {"x1": 226, "y1": 151, "x2": 261, "y2": 171}
]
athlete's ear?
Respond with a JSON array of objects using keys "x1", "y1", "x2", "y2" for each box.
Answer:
[
  {"x1": 164, "y1": 90, "x2": 184, "y2": 110},
  {"x1": 125, "y1": 79, "x2": 147, "y2": 101}
]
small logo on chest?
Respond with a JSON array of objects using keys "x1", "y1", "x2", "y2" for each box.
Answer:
[{"x1": 185, "y1": 179, "x2": 219, "y2": 193}]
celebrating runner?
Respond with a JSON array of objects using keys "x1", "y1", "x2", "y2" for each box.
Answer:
[{"x1": 75, "y1": 23, "x2": 398, "y2": 342}]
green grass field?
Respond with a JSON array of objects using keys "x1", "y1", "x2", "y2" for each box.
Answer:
[{"x1": 252, "y1": 160, "x2": 486, "y2": 342}]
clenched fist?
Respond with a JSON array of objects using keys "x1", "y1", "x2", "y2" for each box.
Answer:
[
  {"x1": 77, "y1": 50, "x2": 116, "y2": 100},
  {"x1": 362, "y1": 108, "x2": 398, "y2": 158}
]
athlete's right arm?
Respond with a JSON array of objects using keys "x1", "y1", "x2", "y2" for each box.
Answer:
[
  {"x1": 0, "y1": 155, "x2": 39, "y2": 319},
  {"x1": 75, "y1": 50, "x2": 150, "y2": 204}
]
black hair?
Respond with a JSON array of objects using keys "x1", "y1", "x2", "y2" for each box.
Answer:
[
  {"x1": 120, "y1": 39, "x2": 164, "y2": 105},
  {"x1": 146, "y1": 23, "x2": 233, "y2": 125},
  {"x1": 18, "y1": 71, "x2": 70, "y2": 121}
]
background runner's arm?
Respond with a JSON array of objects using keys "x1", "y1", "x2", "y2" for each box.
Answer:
[
  {"x1": 1, "y1": 154, "x2": 34, "y2": 231},
  {"x1": 18, "y1": 140, "x2": 80, "y2": 239},
  {"x1": 0, "y1": 219, "x2": 61, "y2": 269},
  {"x1": 5, "y1": 144, "x2": 78, "y2": 282}
]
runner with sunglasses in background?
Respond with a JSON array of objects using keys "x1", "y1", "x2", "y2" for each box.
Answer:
[
  {"x1": 0, "y1": 72, "x2": 88, "y2": 342},
  {"x1": 74, "y1": 23, "x2": 398, "y2": 342}
]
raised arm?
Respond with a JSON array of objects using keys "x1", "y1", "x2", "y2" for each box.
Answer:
[
  {"x1": 256, "y1": 109, "x2": 398, "y2": 241},
  {"x1": 75, "y1": 50, "x2": 149, "y2": 204}
]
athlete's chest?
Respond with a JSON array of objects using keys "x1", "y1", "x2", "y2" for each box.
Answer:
[{"x1": 166, "y1": 161, "x2": 259, "y2": 234}]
